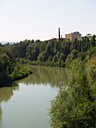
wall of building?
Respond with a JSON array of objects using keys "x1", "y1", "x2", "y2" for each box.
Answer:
[{"x1": 65, "y1": 32, "x2": 81, "y2": 41}]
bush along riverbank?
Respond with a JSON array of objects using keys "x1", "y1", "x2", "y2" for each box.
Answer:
[
  {"x1": 50, "y1": 59, "x2": 96, "y2": 128},
  {"x1": 0, "y1": 46, "x2": 32, "y2": 87},
  {"x1": 0, "y1": 63, "x2": 32, "y2": 87}
]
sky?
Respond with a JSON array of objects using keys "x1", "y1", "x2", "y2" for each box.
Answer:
[{"x1": 0, "y1": 0, "x2": 96, "y2": 42}]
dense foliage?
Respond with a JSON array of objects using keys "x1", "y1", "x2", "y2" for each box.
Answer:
[
  {"x1": 0, "y1": 45, "x2": 32, "y2": 87},
  {"x1": 0, "y1": 46, "x2": 14, "y2": 85},
  {"x1": 4, "y1": 35, "x2": 96, "y2": 67},
  {"x1": 50, "y1": 61, "x2": 96, "y2": 128}
]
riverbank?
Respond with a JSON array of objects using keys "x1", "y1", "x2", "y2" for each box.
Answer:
[
  {"x1": 50, "y1": 57, "x2": 96, "y2": 128},
  {"x1": 0, "y1": 64, "x2": 32, "y2": 87}
]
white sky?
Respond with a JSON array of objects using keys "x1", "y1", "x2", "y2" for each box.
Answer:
[{"x1": 0, "y1": 0, "x2": 96, "y2": 42}]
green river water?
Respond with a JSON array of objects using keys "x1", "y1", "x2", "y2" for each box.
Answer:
[{"x1": 0, "y1": 66, "x2": 70, "y2": 128}]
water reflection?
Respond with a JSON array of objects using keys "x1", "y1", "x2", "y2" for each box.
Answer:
[
  {"x1": 0, "y1": 86, "x2": 18, "y2": 103},
  {"x1": 0, "y1": 85, "x2": 19, "y2": 126},
  {"x1": 19, "y1": 66, "x2": 71, "y2": 87},
  {"x1": 0, "y1": 105, "x2": 2, "y2": 123}
]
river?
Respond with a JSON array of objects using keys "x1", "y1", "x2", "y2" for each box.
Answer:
[{"x1": 0, "y1": 66, "x2": 70, "y2": 128}]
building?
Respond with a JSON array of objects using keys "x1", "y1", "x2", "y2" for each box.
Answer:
[
  {"x1": 65, "y1": 31, "x2": 81, "y2": 41},
  {"x1": 86, "y1": 33, "x2": 92, "y2": 37}
]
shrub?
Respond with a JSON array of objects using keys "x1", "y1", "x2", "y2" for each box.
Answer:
[{"x1": 50, "y1": 66, "x2": 96, "y2": 128}]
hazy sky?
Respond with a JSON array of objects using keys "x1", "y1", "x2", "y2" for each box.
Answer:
[{"x1": 0, "y1": 0, "x2": 96, "y2": 42}]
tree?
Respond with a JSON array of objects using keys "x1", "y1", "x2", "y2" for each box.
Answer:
[
  {"x1": 26, "y1": 43, "x2": 39, "y2": 61},
  {"x1": 50, "y1": 66, "x2": 96, "y2": 128},
  {"x1": 0, "y1": 53, "x2": 12, "y2": 84},
  {"x1": 37, "y1": 51, "x2": 48, "y2": 62}
]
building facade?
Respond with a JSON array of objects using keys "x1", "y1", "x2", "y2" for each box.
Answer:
[{"x1": 65, "y1": 31, "x2": 81, "y2": 41}]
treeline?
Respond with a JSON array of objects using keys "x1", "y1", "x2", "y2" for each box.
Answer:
[
  {"x1": 4, "y1": 35, "x2": 96, "y2": 67},
  {"x1": 1, "y1": 35, "x2": 96, "y2": 85},
  {"x1": 0, "y1": 45, "x2": 32, "y2": 87}
]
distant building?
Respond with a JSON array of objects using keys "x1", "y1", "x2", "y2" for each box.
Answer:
[
  {"x1": 65, "y1": 31, "x2": 81, "y2": 41},
  {"x1": 86, "y1": 33, "x2": 92, "y2": 37},
  {"x1": 86, "y1": 34, "x2": 93, "y2": 40}
]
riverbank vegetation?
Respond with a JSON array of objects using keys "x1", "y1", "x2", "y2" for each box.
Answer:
[
  {"x1": 1, "y1": 35, "x2": 96, "y2": 85},
  {"x1": 0, "y1": 46, "x2": 32, "y2": 87},
  {"x1": 50, "y1": 59, "x2": 96, "y2": 128},
  {"x1": 48, "y1": 36, "x2": 96, "y2": 128}
]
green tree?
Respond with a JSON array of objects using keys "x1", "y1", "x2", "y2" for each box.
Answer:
[
  {"x1": 50, "y1": 66, "x2": 96, "y2": 128},
  {"x1": 37, "y1": 51, "x2": 48, "y2": 62}
]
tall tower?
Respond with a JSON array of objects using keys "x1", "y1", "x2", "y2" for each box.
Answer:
[{"x1": 58, "y1": 28, "x2": 60, "y2": 39}]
